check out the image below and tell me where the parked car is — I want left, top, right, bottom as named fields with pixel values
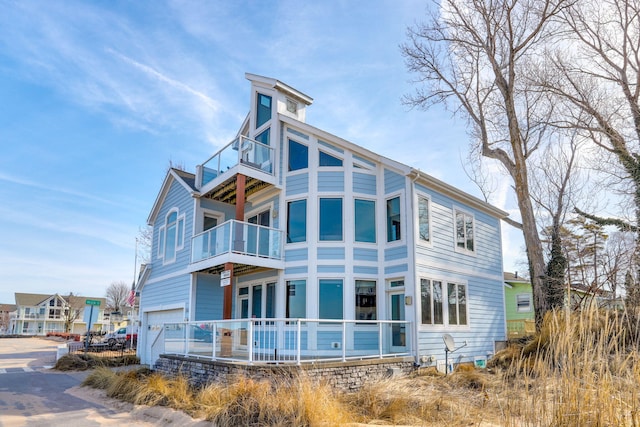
left=104, top=327, right=138, bottom=348
left=190, top=325, right=213, bottom=343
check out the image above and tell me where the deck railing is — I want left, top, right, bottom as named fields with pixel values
left=191, top=220, right=283, bottom=263
left=506, top=319, right=536, bottom=338
left=199, top=135, right=274, bottom=188
left=159, top=319, right=412, bottom=365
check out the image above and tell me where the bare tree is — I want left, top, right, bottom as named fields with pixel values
left=541, top=0, right=640, bottom=306
left=105, top=281, right=130, bottom=314
left=402, top=0, right=570, bottom=325
left=137, top=225, right=152, bottom=265
left=62, top=293, right=84, bottom=333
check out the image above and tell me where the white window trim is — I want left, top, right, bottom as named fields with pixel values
left=419, top=276, right=470, bottom=331
left=516, top=293, right=532, bottom=312
left=285, top=198, right=308, bottom=246
left=161, top=208, right=182, bottom=265
left=317, top=196, right=345, bottom=243
left=354, top=197, right=377, bottom=245
left=318, top=278, right=345, bottom=321
left=157, top=225, right=165, bottom=259
left=415, top=192, right=432, bottom=247
left=200, top=209, right=224, bottom=232
left=286, top=138, right=310, bottom=174
left=452, top=207, right=476, bottom=256
left=386, top=277, right=405, bottom=290
left=318, top=149, right=344, bottom=169
left=385, top=193, right=405, bottom=246
left=176, top=213, right=186, bottom=251
left=244, top=202, right=274, bottom=225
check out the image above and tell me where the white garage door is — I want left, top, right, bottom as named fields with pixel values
left=144, top=309, right=183, bottom=367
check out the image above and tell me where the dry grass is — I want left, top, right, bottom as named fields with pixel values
left=54, top=353, right=139, bottom=371
left=81, top=307, right=640, bottom=426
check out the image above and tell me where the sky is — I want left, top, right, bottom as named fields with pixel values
left=0, top=0, right=524, bottom=305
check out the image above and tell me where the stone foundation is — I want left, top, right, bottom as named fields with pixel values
left=154, top=355, right=416, bottom=391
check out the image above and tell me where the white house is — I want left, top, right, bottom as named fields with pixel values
left=137, top=73, right=507, bottom=369
left=9, top=293, right=107, bottom=335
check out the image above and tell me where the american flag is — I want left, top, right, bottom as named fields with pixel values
left=127, top=283, right=136, bottom=307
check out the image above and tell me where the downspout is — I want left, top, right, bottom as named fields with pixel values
left=411, top=170, right=421, bottom=365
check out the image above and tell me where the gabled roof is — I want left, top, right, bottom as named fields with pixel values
left=14, top=293, right=106, bottom=308
left=0, top=304, right=16, bottom=313
left=147, top=168, right=199, bottom=225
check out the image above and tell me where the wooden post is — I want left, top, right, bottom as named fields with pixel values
left=222, top=174, right=246, bottom=320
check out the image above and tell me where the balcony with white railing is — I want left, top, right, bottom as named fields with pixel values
left=196, top=136, right=277, bottom=199
left=155, top=319, right=412, bottom=365
left=190, top=220, right=284, bottom=272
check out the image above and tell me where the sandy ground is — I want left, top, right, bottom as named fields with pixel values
left=65, top=382, right=213, bottom=426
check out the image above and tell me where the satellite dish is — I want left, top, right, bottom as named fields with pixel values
left=443, top=333, right=456, bottom=352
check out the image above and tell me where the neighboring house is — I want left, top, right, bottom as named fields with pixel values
left=503, top=272, right=535, bottom=338
left=503, top=272, right=621, bottom=339
left=9, top=293, right=108, bottom=336
left=137, top=73, right=508, bottom=368
left=0, top=304, right=16, bottom=334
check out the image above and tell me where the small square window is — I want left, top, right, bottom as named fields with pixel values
left=516, top=294, right=531, bottom=312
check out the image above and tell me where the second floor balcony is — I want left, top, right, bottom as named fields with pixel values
left=196, top=136, right=277, bottom=203
left=190, top=219, right=284, bottom=273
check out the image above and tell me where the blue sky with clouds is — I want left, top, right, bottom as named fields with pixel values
left=0, top=0, right=524, bottom=304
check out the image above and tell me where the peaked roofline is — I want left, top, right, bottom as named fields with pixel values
left=245, top=73, right=314, bottom=105
left=147, top=168, right=200, bottom=225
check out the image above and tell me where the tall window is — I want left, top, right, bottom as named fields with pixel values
left=386, top=196, right=401, bottom=242
left=288, top=139, right=308, bottom=171
left=418, top=195, right=430, bottom=242
left=421, top=278, right=467, bottom=326
left=448, top=282, right=467, bottom=325
left=354, top=199, right=375, bottom=243
left=455, top=210, right=475, bottom=253
left=319, top=198, right=343, bottom=241
left=286, top=280, right=306, bottom=318
left=256, top=93, right=272, bottom=128
left=319, top=279, right=343, bottom=319
left=160, top=210, right=185, bottom=262
left=421, top=279, right=443, bottom=325
left=355, top=280, right=376, bottom=320
left=287, top=200, right=307, bottom=243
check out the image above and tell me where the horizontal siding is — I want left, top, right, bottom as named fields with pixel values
left=318, top=139, right=344, bottom=154
left=285, top=248, right=308, bottom=262
left=285, top=266, right=308, bottom=275
left=414, top=183, right=503, bottom=278
left=415, top=270, right=505, bottom=364
left=318, top=247, right=345, bottom=260
left=286, top=127, right=309, bottom=140
left=150, top=178, right=194, bottom=280
left=384, top=245, right=408, bottom=262
left=317, top=330, right=343, bottom=350
left=385, top=264, right=408, bottom=274
left=317, top=265, right=345, bottom=274
left=194, top=273, right=224, bottom=321
left=286, top=173, right=309, bottom=196
left=353, top=172, right=376, bottom=195
left=317, top=171, right=344, bottom=192
left=141, top=274, right=190, bottom=309
left=354, top=247, right=378, bottom=262
left=384, top=168, right=405, bottom=194
left=354, top=265, right=378, bottom=275
left=354, top=330, right=379, bottom=350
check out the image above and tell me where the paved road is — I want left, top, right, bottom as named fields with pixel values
left=0, top=337, right=208, bottom=427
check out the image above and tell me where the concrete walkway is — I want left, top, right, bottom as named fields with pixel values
left=0, top=337, right=211, bottom=427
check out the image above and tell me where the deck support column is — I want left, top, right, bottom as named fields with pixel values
left=222, top=174, right=246, bottom=320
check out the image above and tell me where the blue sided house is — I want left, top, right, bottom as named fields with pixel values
left=137, top=73, right=508, bottom=373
